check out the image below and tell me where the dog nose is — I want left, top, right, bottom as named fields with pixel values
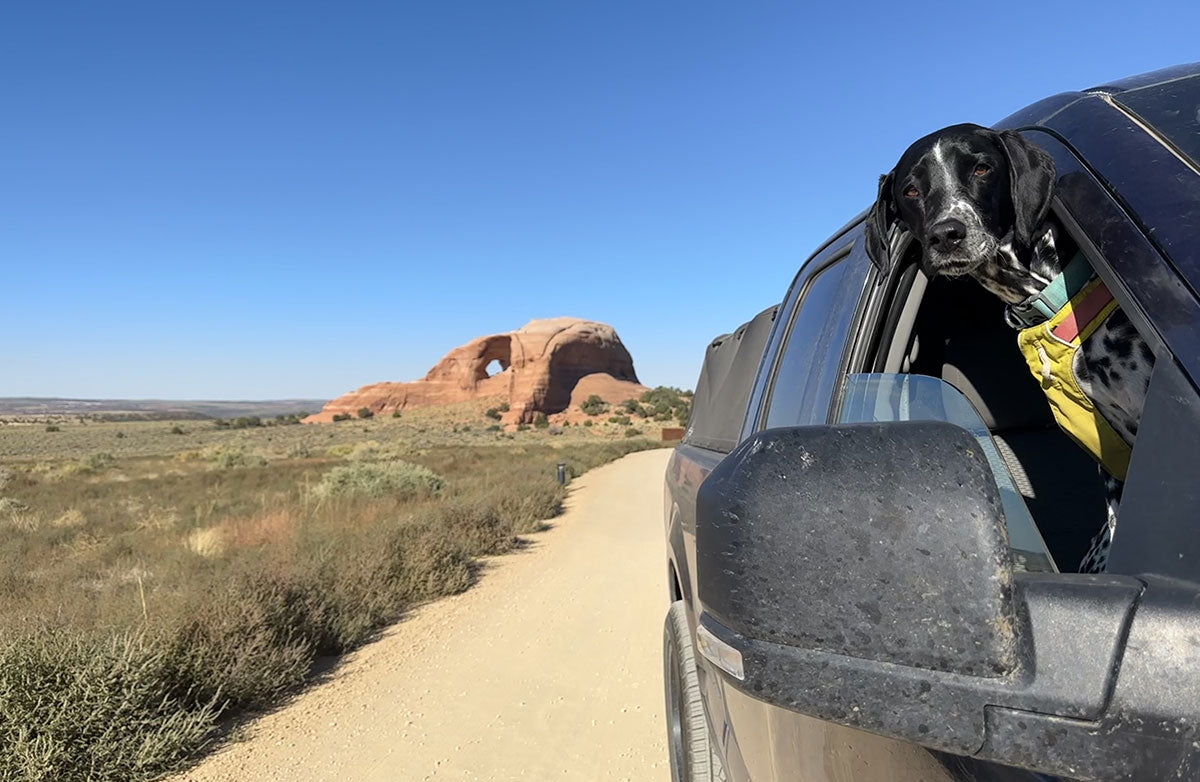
left=929, top=219, right=966, bottom=250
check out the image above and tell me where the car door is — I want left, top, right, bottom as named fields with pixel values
left=709, top=224, right=1054, bottom=782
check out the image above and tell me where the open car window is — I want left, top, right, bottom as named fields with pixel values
left=838, top=373, right=1057, bottom=574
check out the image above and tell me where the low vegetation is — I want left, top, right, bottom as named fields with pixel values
left=579, top=394, right=608, bottom=416
left=0, top=410, right=661, bottom=781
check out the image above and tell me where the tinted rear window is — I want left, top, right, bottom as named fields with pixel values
left=1114, top=73, right=1200, bottom=171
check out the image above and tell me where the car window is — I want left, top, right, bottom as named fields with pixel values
left=761, top=243, right=870, bottom=429
left=838, top=373, right=1056, bottom=573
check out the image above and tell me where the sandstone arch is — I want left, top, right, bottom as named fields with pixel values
left=305, top=317, right=646, bottom=424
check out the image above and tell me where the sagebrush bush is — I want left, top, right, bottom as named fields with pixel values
left=357, top=407, right=374, bottom=419
left=313, top=461, right=445, bottom=500
left=579, top=395, right=607, bottom=416
left=0, top=631, right=221, bottom=781
left=206, top=446, right=267, bottom=470
left=77, top=452, right=116, bottom=473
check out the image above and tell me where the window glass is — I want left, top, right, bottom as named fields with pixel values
left=763, top=248, right=868, bottom=429
left=839, top=373, right=1056, bottom=573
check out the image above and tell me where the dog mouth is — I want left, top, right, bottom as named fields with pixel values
left=925, top=250, right=984, bottom=277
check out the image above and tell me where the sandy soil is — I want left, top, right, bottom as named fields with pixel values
left=177, top=448, right=672, bottom=782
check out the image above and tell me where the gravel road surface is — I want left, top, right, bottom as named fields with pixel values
left=178, top=448, right=672, bottom=781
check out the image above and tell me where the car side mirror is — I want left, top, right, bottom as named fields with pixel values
left=696, top=421, right=1200, bottom=780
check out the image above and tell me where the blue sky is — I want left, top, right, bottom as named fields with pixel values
left=4, top=2, right=1198, bottom=399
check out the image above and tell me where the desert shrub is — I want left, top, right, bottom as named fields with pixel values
left=343, top=441, right=408, bottom=462
left=391, top=410, right=402, bottom=418
left=485, top=408, right=502, bottom=420
left=207, top=446, right=267, bottom=470
left=331, top=413, right=352, bottom=422
left=357, top=407, right=374, bottom=419
left=78, top=452, right=116, bottom=473
left=608, top=415, right=631, bottom=426
left=497, top=401, right=510, bottom=412
left=45, top=424, right=60, bottom=433
left=0, top=497, right=29, bottom=515
left=516, top=424, right=530, bottom=432
left=115, top=431, right=125, bottom=439
left=580, top=395, right=608, bottom=416
left=169, top=425, right=186, bottom=435
left=624, top=427, right=641, bottom=437
left=430, top=497, right=518, bottom=557
left=486, top=424, right=502, bottom=432
left=313, top=461, right=444, bottom=501
left=217, top=416, right=264, bottom=430
left=583, top=420, right=593, bottom=427
left=533, top=413, right=549, bottom=429
left=640, top=386, right=690, bottom=408
left=0, top=631, right=221, bottom=782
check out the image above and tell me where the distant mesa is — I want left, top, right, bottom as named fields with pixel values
left=305, top=317, right=647, bottom=424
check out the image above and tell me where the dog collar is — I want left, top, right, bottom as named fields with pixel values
left=1005, top=251, right=1095, bottom=329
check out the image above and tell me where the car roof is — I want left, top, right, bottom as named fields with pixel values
left=1085, top=61, right=1200, bottom=94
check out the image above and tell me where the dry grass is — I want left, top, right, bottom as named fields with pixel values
left=0, top=416, right=662, bottom=781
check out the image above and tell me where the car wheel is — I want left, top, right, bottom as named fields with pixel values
left=664, top=600, right=727, bottom=782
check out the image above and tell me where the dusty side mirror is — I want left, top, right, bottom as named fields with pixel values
left=693, top=413, right=1200, bottom=779
left=697, top=420, right=1021, bottom=679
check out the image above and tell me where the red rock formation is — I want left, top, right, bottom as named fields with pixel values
left=305, top=317, right=646, bottom=424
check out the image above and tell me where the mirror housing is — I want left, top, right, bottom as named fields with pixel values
left=699, top=420, right=1020, bottom=679
left=696, top=421, right=1200, bottom=779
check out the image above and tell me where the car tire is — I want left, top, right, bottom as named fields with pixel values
left=664, top=600, right=727, bottom=782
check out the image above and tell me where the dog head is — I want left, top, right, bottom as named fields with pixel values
left=865, top=124, right=1055, bottom=278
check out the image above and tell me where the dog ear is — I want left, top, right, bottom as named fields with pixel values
left=865, top=172, right=897, bottom=274
left=998, top=130, right=1056, bottom=247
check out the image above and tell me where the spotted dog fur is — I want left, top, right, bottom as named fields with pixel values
left=864, top=124, right=1152, bottom=574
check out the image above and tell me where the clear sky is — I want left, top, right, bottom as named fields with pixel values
left=4, top=2, right=1198, bottom=399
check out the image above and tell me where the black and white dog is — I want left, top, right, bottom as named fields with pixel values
left=863, top=123, right=1152, bottom=573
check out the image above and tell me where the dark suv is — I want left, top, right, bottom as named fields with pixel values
left=663, top=63, right=1200, bottom=782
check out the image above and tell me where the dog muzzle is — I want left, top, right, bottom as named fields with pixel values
left=1007, top=252, right=1132, bottom=481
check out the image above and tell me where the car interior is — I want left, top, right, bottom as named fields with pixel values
left=868, top=229, right=1108, bottom=573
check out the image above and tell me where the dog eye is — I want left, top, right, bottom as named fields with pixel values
left=904, top=186, right=920, bottom=199
left=974, top=164, right=991, bottom=177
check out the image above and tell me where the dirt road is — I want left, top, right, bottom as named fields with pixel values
left=179, top=448, right=672, bottom=782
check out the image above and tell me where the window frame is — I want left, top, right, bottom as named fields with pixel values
left=752, top=230, right=875, bottom=433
